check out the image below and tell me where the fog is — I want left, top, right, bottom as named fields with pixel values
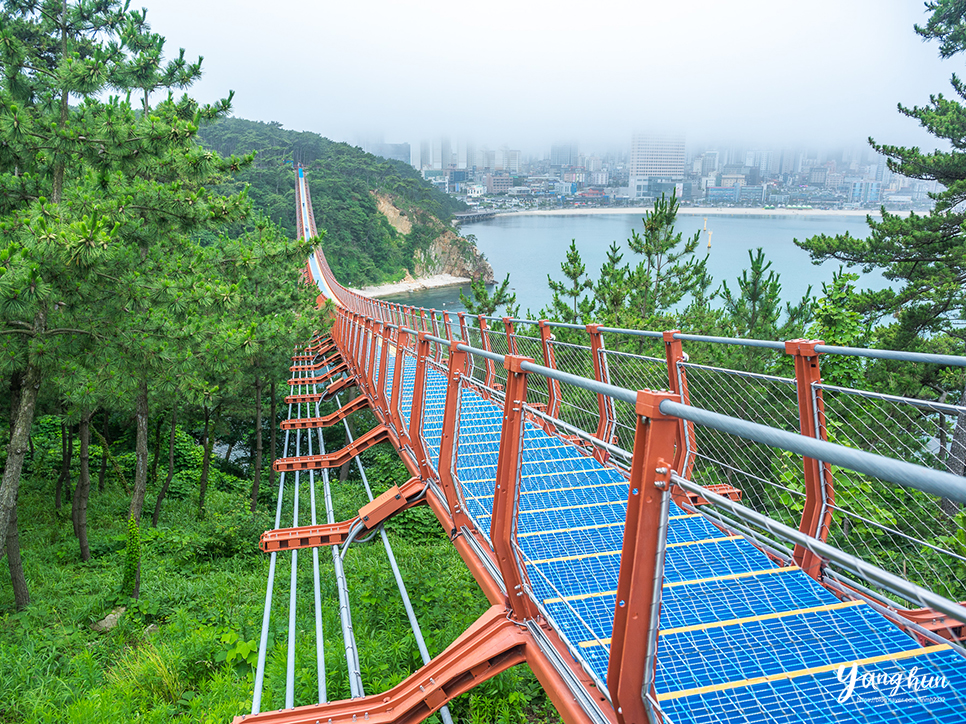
left=144, top=0, right=954, bottom=155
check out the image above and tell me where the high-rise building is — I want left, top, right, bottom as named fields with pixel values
left=550, top=142, right=578, bottom=167
left=628, top=134, right=685, bottom=198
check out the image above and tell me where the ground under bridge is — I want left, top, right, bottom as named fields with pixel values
left=234, top=167, right=966, bottom=724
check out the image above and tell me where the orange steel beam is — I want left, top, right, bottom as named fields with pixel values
left=288, top=352, right=341, bottom=371
left=278, top=394, right=370, bottom=430
left=785, top=338, right=834, bottom=580
left=273, top=425, right=390, bottom=471
left=539, top=320, right=562, bottom=423
left=491, top=354, right=539, bottom=621
left=260, top=477, right=425, bottom=552
left=322, top=375, right=356, bottom=400
left=231, top=606, right=527, bottom=724
left=663, top=330, right=696, bottom=482
left=608, top=389, right=679, bottom=724
left=503, top=316, right=518, bottom=355
left=478, top=315, right=500, bottom=394
left=284, top=392, right=323, bottom=405
left=286, top=362, right=348, bottom=387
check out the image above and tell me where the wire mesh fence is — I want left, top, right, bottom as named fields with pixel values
left=547, top=339, right=600, bottom=438
left=681, top=362, right=803, bottom=527
left=604, top=348, right=670, bottom=452
left=818, top=384, right=966, bottom=602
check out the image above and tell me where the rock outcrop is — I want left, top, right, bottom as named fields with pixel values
left=413, top=230, right=494, bottom=283
left=373, top=193, right=493, bottom=284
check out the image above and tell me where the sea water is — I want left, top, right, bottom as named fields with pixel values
left=383, top=212, right=884, bottom=317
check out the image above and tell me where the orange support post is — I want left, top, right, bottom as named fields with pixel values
left=663, top=330, right=695, bottom=480
left=458, top=313, right=473, bottom=377
left=389, top=328, right=411, bottom=450
left=491, top=354, right=539, bottom=621
left=587, top=324, right=616, bottom=462
left=785, top=338, right=834, bottom=580
left=431, top=310, right=443, bottom=363
left=503, top=317, right=518, bottom=355
left=437, top=340, right=472, bottom=532
left=408, top=333, right=434, bottom=481
left=608, top=389, right=679, bottom=724
left=376, top=321, right=392, bottom=419
left=478, top=316, right=499, bottom=394
left=539, top=320, right=562, bottom=422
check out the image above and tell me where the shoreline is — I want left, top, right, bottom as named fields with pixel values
left=351, top=272, right=470, bottom=298
left=499, top=207, right=900, bottom=219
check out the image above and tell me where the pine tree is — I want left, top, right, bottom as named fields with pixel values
left=544, top=240, right=595, bottom=325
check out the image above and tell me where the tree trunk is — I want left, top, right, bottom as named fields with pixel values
left=6, top=502, right=29, bottom=609
left=152, top=410, right=178, bottom=527
left=0, top=356, right=43, bottom=559
left=149, top=414, right=163, bottom=490
left=72, top=410, right=93, bottom=561
left=128, top=379, right=150, bottom=523
left=98, top=410, right=109, bottom=492
left=198, top=405, right=221, bottom=519
left=224, top=439, right=235, bottom=462
left=251, top=377, right=263, bottom=512
left=268, top=380, right=276, bottom=494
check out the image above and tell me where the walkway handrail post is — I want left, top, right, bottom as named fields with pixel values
left=457, top=313, right=474, bottom=378
left=491, top=353, right=539, bottom=621
left=437, top=339, right=472, bottom=531
left=663, top=330, right=695, bottom=479
left=390, top=328, right=412, bottom=453
left=375, top=321, right=390, bottom=417
left=365, top=319, right=379, bottom=398
left=503, top=316, right=518, bottom=356
left=608, top=389, right=679, bottom=724
left=786, top=338, right=835, bottom=580
left=478, top=315, right=498, bottom=395
left=587, top=324, right=616, bottom=463
left=409, top=332, right=434, bottom=481
left=538, top=320, right=562, bottom=423
left=431, top=310, right=443, bottom=363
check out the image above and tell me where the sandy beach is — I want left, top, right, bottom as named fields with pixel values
left=351, top=273, right=470, bottom=298
left=505, top=207, right=895, bottom=219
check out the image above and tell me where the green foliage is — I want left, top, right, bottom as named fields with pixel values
left=543, top=240, right=596, bottom=327
left=121, top=516, right=140, bottom=597
left=460, top=273, right=519, bottom=317
left=809, top=270, right=866, bottom=386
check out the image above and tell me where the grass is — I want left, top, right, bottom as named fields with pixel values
left=0, top=418, right=562, bottom=724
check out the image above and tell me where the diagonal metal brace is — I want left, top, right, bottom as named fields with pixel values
left=322, top=375, right=356, bottom=400
left=279, top=394, right=370, bottom=430
left=273, top=425, right=390, bottom=472
left=259, top=477, right=425, bottom=553
left=231, top=605, right=527, bottom=724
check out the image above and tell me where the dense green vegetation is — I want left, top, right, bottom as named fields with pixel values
left=197, top=118, right=468, bottom=287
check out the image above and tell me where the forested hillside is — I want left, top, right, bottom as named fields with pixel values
left=198, top=118, right=477, bottom=287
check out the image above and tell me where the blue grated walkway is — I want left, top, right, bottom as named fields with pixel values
left=370, top=344, right=966, bottom=721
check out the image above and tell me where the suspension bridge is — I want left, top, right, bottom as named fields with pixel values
left=233, top=166, right=966, bottom=723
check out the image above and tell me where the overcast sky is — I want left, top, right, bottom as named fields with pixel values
left=142, top=0, right=956, bottom=156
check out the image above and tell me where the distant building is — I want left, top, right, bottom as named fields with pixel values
left=628, top=133, right=685, bottom=198
left=550, top=143, right=579, bottom=167
left=554, top=182, right=577, bottom=196
left=590, top=171, right=610, bottom=186
left=486, top=174, right=512, bottom=194
left=850, top=181, right=881, bottom=205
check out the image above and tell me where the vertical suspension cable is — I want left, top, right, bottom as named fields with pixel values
left=284, top=388, right=302, bottom=709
